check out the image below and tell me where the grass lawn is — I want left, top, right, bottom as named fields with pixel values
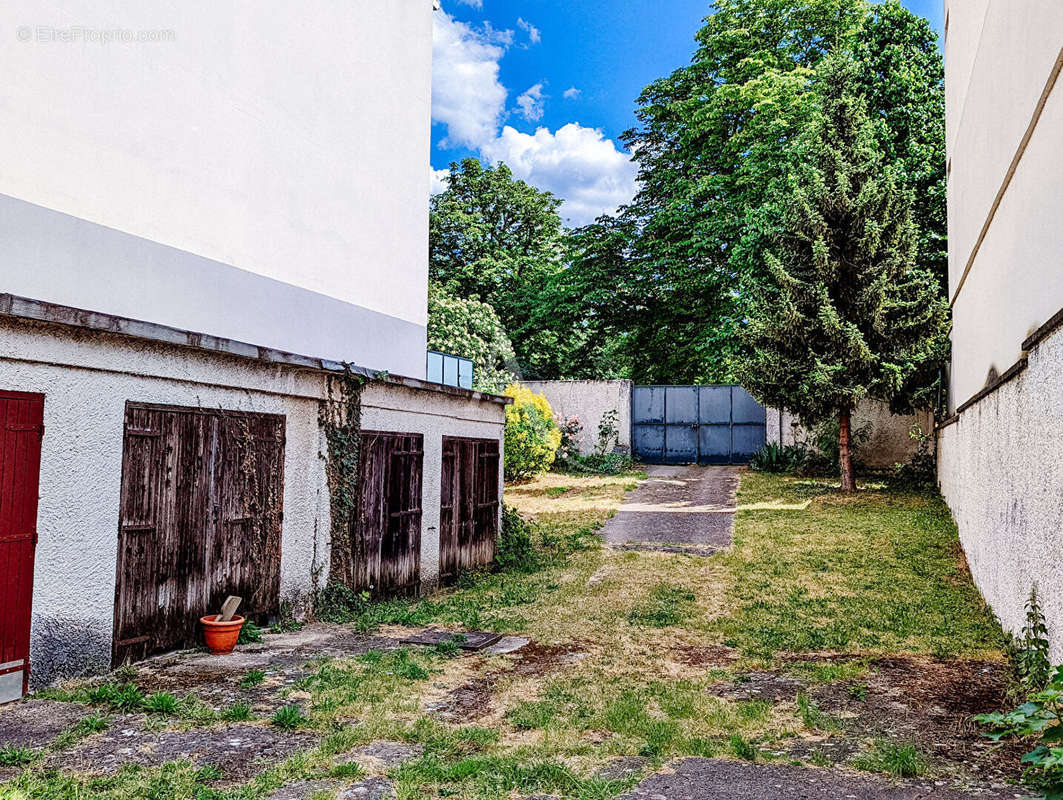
left=0, top=470, right=1010, bottom=800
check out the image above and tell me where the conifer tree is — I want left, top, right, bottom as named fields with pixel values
left=738, top=54, right=949, bottom=492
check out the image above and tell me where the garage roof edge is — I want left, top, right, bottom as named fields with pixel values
left=0, top=293, right=511, bottom=405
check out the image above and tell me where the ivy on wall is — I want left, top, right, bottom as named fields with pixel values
left=319, top=365, right=368, bottom=589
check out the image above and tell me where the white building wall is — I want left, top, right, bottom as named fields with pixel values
left=0, top=0, right=432, bottom=376
left=942, top=0, right=1063, bottom=658
left=0, top=317, right=503, bottom=685
left=944, top=0, right=1063, bottom=405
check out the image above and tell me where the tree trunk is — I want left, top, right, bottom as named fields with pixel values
left=838, top=408, right=856, bottom=493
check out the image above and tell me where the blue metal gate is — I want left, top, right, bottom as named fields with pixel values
left=631, top=385, right=766, bottom=465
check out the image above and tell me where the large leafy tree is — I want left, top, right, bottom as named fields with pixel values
left=737, top=55, right=949, bottom=492
left=529, top=215, right=643, bottom=380
left=426, top=282, right=516, bottom=393
left=616, top=0, right=945, bottom=383
left=429, top=159, right=565, bottom=376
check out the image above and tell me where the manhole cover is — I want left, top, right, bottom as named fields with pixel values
left=400, top=628, right=503, bottom=651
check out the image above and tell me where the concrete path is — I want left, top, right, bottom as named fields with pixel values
left=618, top=759, right=1018, bottom=800
left=600, top=465, right=741, bottom=555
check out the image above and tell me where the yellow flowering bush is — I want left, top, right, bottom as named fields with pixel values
left=503, top=383, right=562, bottom=481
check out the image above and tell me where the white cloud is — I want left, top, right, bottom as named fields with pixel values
left=430, top=166, right=450, bottom=195
left=431, top=10, right=509, bottom=149
left=516, top=17, right=541, bottom=45
left=515, top=83, right=546, bottom=122
left=563, top=87, right=581, bottom=100
left=481, top=123, right=638, bottom=226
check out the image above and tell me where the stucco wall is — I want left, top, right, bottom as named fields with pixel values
left=359, top=383, right=506, bottom=593
left=0, top=318, right=503, bottom=685
left=766, top=401, right=932, bottom=469
left=0, top=0, right=432, bottom=375
left=938, top=325, right=1063, bottom=663
left=944, top=1, right=1063, bottom=407
left=522, top=380, right=632, bottom=455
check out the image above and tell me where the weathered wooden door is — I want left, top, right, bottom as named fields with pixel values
left=439, top=437, right=500, bottom=583
left=113, top=403, right=284, bottom=665
left=0, top=392, right=44, bottom=703
left=351, top=431, right=423, bottom=597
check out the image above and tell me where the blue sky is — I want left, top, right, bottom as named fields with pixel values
left=431, top=0, right=944, bottom=226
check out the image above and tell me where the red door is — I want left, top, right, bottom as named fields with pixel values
left=0, top=391, right=44, bottom=703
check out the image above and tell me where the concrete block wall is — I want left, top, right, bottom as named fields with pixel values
left=767, top=401, right=932, bottom=470
left=522, top=380, right=632, bottom=456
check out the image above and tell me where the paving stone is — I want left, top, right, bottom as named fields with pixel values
left=59, top=722, right=319, bottom=782
left=618, top=758, right=1019, bottom=799
left=0, top=699, right=93, bottom=749
left=706, top=671, right=806, bottom=702
left=597, top=756, right=651, bottom=780
left=268, top=779, right=342, bottom=799
left=336, top=740, right=424, bottom=768
left=484, top=636, right=531, bottom=655
left=400, top=628, right=503, bottom=651
left=338, top=776, right=395, bottom=799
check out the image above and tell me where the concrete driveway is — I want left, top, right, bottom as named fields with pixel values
left=600, top=465, right=741, bottom=554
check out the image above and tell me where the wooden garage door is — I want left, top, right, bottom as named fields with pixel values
left=0, top=392, right=44, bottom=703
left=439, top=437, right=500, bottom=583
left=348, top=431, right=423, bottom=598
left=113, top=403, right=285, bottom=665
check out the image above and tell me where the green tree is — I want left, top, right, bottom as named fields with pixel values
left=737, top=54, right=949, bottom=492
left=619, top=0, right=945, bottom=383
left=426, top=282, right=516, bottom=393
left=529, top=214, right=642, bottom=380
left=430, top=159, right=565, bottom=376
left=854, top=1, right=946, bottom=289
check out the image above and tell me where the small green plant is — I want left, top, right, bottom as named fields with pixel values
left=238, top=620, right=264, bottom=645
left=595, top=409, right=621, bottom=456
left=0, top=745, right=36, bottom=766
left=271, top=704, right=307, bottom=729
left=194, top=764, right=223, bottom=782
left=889, top=425, right=937, bottom=489
left=809, top=749, right=831, bottom=767
left=975, top=664, right=1063, bottom=798
left=329, top=761, right=366, bottom=779
left=270, top=601, right=304, bottom=633
left=729, top=733, right=757, bottom=761
left=848, top=683, right=869, bottom=702
left=852, top=740, right=926, bottom=778
left=389, top=649, right=431, bottom=681
left=749, top=442, right=809, bottom=473
left=87, top=682, right=145, bottom=711
left=434, top=639, right=462, bottom=658
left=796, top=692, right=841, bottom=732
left=495, top=504, right=538, bottom=572
left=572, top=451, right=634, bottom=475
left=222, top=702, right=252, bottom=722
left=315, top=583, right=373, bottom=625
left=240, top=669, right=266, bottom=689
left=1017, top=586, right=1053, bottom=693
left=144, top=691, right=179, bottom=714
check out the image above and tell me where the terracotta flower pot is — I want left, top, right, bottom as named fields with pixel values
left=200, top=614, right=245, bottom=655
